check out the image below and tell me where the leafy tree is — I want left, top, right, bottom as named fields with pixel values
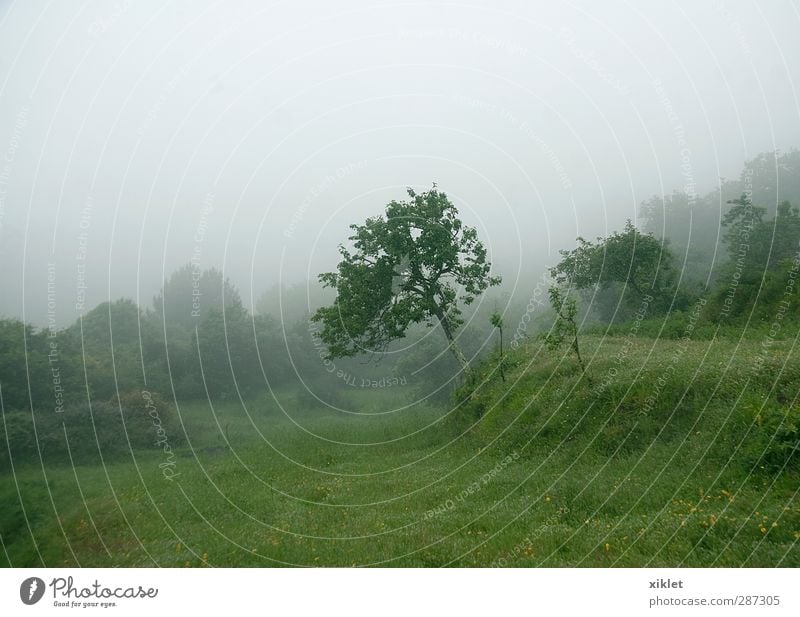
left=152, top=264, right=242, bottom=331
left=721, top=193, right=766, bottom=253
left=194, top=297, right=264, bottom=400
left=75, top=298, right=143, bottom=349
left=551, top=221, right=676, bottom=318
left=146, top=266, right=246, bottom=400
left=311, top=186, right=500, bottom=374
left=65, top=299, right=150, bottom=400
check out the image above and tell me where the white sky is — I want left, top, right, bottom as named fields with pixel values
left=1, top=0, right=799, bottom=324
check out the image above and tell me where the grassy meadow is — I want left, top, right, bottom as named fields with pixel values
left=3, top=332, right=798, bottom=567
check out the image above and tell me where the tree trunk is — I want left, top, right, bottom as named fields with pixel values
left=571, top=332, right=586, bottom=374
left=498, top=326, right=505, bottom=382
left=569, top=321, right=591, bottom=385
left=433, top=306, right=471, bottom=375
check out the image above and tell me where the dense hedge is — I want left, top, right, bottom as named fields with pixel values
left=0, top=390, right=181, bottom=468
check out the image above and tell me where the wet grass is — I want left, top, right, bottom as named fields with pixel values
left=2, top=335, right=798, bottom=567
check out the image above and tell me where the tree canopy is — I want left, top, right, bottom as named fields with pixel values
left=550, top=221, right=676, bottom=316
left=311, top=186, right=500, bottom=372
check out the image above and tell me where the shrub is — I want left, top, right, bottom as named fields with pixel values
left=0, top=390, right=181, bottom=468
left=742, top=402, right=800, bottom=474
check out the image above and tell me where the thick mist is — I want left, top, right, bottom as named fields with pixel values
left=1, top=0, right=799, bottom=326
left=3, top=0, right=800, bottom=576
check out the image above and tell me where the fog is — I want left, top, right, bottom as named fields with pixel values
left=1, top=0, right=798, bottom=326
left=3, top=1, right=800, bottom=575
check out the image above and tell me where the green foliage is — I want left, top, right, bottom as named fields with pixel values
left=193, top=303, right=290, bottom=400
left=0, top=391, right=181, bottom=468
left=721, top=193, right=766, bottom=249
left=148, top=269, right=296, bottom=402
left=462, top=334, right=800, bottom=480
left=312, top=186, right=500, bottom=371
left=740, top=401, right=800, bottom=474
left=712, top=194, right=800, bottom=319
left=0, top=319, right=46, bottom=411
left=542, top=285, right=586, bottom=374
left=152, top=264, right=242, bottom=329
left=551, top=221, right=678, bottom=321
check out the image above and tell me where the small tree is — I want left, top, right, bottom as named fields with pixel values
left=489, top=311, right=505, bottom=382
left=543, top=285, right=586, bottom=375
left=311, top=186, right=500, bottom=375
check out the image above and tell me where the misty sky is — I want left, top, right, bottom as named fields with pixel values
left=1, top=0, right=798, bottom=326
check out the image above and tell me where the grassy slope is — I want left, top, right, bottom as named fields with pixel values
left=1, top=334, right=798, bottom=567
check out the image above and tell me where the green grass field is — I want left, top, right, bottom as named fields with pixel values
left=2, top=334, right=799, bottom=567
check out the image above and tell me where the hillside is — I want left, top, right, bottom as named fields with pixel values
left=2, top=332, right=797, bottom=567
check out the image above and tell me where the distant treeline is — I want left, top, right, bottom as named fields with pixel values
left=0, top=262, right=476, bottom=466
left=562, top=149, right=800, bottom=327
left=637, top=149, right=800, bottom=326
left=640, top=150, right=800, bottom=287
